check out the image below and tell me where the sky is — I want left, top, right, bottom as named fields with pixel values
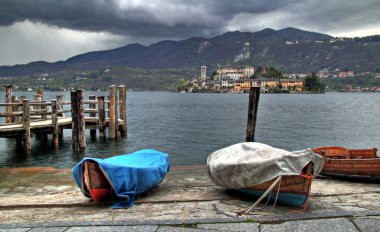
left=0, top=0, right=379, bottom=66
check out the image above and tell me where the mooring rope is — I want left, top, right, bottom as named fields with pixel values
left=242, top=175, right=283, bottom=215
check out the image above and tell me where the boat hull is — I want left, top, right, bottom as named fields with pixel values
left=237, top=189, right=308, bottom=206
left=322, top=158, right=380, bottom=178
left=238, top=173, right=312, bottom=205
left=83, top=161, right=114, bottom=204
left=312, top=146, right=380, bottom=178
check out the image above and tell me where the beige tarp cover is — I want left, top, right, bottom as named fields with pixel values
left=207, top=142, right=324, bottom=188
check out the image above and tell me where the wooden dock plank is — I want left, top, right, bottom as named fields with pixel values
left=0, top=117, right=124, bottom=134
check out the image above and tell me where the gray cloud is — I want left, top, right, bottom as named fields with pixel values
left=1, top=0, right=379, bottom=40
left=0, top=0, right=379, bottom=65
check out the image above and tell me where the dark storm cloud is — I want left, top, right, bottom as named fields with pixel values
left=282, top=0, right=380, bottom=32
left=1, top=0, right=380, bottom=66
left=1, top=0, right=380, bottom=40
left=0, top=0, right=305, bottom=40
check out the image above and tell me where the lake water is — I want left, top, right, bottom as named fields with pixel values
left=0, top=91, right=379, bottom=168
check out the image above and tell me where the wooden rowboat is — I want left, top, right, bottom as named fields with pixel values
left=238, top=163, right=313, bottom=205
left=82, top=161, right=114, bottom=204
left=207, top=143, right=324, bottom=210
left=312, top=146, right=380, bottom=179
left=73, top=150, right=170, bottom=208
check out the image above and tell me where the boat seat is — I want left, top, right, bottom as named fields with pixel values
left=350, top=148, right=378, bottom=159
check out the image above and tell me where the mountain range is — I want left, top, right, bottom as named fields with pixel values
left=1, top=27, right=380, bottom=77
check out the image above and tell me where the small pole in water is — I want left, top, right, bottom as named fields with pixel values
left=4, top=85, right=13, bottom=123
left=89, top=95, right=97, bottom=139
left=97, top=96, right=106, bottom=140
left=56, top=95, right=64, bottom=137
left=71, top=91, right=79, bottom=150
left=118, top=85, right=127, bottom=137
left=77, top=89, right=86, bottom=150
left=108, top=85, right=117, bottom=139
left=22, top=99, right=31, bottom=153
left=51, top=100, right=59, bottom=146
left=246, top=87, right=261, bottom=142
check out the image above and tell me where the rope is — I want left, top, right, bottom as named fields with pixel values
left=266, top=176, right=282, bottom=215
left=242, top=176, right=282, bottom=215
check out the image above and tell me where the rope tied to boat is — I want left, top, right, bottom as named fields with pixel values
left=237, top=175, right=282, bottom=216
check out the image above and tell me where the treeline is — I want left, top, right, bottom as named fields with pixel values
left=0, top=66, right=197, bottom=91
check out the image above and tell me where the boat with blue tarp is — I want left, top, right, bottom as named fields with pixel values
left=72, top=149, right=170, bottom=208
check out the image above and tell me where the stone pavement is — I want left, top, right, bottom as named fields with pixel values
left=0, top=166, right=379, bottom=231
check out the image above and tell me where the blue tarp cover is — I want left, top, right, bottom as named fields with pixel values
left=72, top=149, right=170, bottom=208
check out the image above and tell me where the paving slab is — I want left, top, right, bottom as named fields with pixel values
left=260, top=218, right=358, bottom=232
left=0, top=229, right=30, bottom=232
left=197, top=222, right=259, bottom=231
left=28, top=228, right=68, bottom=232
left=352, top=216, right=380, bottom=232
left=157, top=226, right=209, bottom=232
left=65, top=225, right=158, bottom=232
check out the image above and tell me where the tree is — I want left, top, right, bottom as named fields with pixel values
left=304, top=72, right=325, bottom=92
left=263, top=67, right=283, bottom=79
left=175, top=79, right=187, bottom=92
left=210, top=71, right=217, bottom=80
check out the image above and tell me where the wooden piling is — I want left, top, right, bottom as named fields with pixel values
left=89, top=95, right=97, bottom=139
left=56, top=95, right=64, bottom=136
left=51, top=100, right=59, bottom=146
left=71, top=91, right=79, bottom=150
left=77, top=89, right=86, bottom=150
left=18, top=96, right=26, bottom=123
left=4, top=85, right=12, bottom=123
left=115, top=87, right=120, bottom=138
left=56, top=95, right=64, bottom=116
left=108, top=85, right=117, bottom=139
left=97, top=96, right=106, bottom=140
left=11, top=96, right=17, bottom=123
left=22, top=99, right=31, bottom=153
left=246, top=87, right=261, bottom=142
left=118, top=85, right=127, bottom=137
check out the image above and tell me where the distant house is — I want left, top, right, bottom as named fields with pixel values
left=234, top=79, right=251, bottom=92
left=280, top=79, right=304, bottom=91
left=338, top=71, right=354, bottom=78
left=215, top=65, right=255, bottom=80
left=252, top=78, right=303, bottom=92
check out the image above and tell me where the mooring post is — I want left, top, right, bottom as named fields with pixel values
left=118, top=85, right=127, bottom=137
left=97, top=96, right=106, bottom=140
left=11, top=96, right=17, bottom=123
left=56, top=95, right=64, bottom=116
left=77, top=89, right=86, bottom=150
left=51, top=100, right=59, bottom=146
left=89, top=95, right=97, bottom=139
left=4, top=85, right=12, bottom=123
left=18, top=96, right=26, bottom=123
left=56, top=95, right=64, bottom=136
left=246, top=87, right=261, bottom=142
left=22, top=99, right=31, bottom=153
left=115, top=87, right=120, bottom=138
left=71, top=91, right=79, bottom=150
left=108, top=85, right=117, bottom=139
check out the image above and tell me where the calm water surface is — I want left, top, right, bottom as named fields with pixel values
left=0, top=91, right=379, bottom=168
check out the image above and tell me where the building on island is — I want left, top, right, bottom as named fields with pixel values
left=187, top=65, right=304, bottom=93
left=251, top=79, right=304, bottom=92
left=215, top=65, right=255, bottom=81
left=234, top=79, right=252, bottom=92
left=200, top=66, right=207, bottom=79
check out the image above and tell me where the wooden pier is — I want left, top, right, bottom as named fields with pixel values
left=0, top=85, right=127, bottom=153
